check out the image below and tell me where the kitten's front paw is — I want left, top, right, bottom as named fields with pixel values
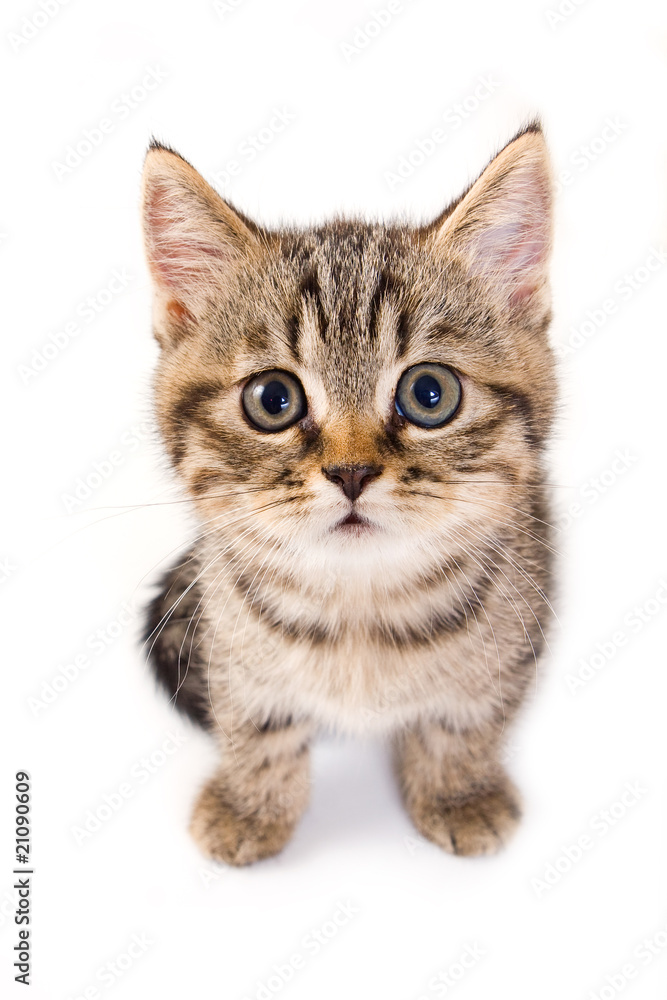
left=407, top=780, right=522, bottom=857
left=189, top=780, right=298, bottom=866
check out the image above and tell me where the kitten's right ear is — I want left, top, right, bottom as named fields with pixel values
left=141, top=142, right=261, bottom=344
left=428, top=124, right=553, bottom=320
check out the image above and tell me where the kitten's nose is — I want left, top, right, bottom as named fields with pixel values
left=322, top=464, right=382, bottom=502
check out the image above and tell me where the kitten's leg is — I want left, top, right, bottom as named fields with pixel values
left=395, top=719, right=521, bottom=856
left=190, top=719, right=313, bottom=866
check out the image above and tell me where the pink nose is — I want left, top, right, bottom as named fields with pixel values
left=322, top=464, right=382, bottom=502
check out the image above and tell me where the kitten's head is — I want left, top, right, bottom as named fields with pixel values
left=141, top=125, right=555, bottom=578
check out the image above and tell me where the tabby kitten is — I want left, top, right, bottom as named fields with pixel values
left=141, top=123, right=556, bottom=865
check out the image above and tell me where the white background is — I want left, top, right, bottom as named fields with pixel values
left=2, top=0, right=667, bottom=997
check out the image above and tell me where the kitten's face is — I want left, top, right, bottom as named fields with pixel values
left=142, top=129, right=555, bottom=576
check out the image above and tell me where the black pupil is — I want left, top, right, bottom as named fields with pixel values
left=261, top=380, right=290, bottom=416
left=413, top=374, right=441, bottom=409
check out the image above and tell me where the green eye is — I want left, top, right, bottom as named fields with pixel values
left=395, top=363, right=462, bottom=428
left=242, top=370, right=306, bottom=432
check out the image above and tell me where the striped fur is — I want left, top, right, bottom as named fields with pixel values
left=141, top=124, right=557, bottom=864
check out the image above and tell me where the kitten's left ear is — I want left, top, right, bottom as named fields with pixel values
left=430, top=123, right=553, bottom=316
left=141, top=141, right=262, bottom=342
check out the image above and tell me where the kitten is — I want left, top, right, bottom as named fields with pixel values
left=141, top=123, right=556, bottom=865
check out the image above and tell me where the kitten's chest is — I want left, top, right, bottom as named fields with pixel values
left=201, top=560, right=499, bottom=733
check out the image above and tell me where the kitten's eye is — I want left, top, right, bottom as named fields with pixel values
left=395, top=363, right=462, bottom=428
left=242, top=370, right=306, bottom=432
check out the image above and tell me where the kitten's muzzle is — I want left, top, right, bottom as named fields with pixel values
left=322, top=464, right=383, bottom=502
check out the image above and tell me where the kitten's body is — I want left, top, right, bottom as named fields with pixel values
left=141, top=126, right=556, bottom=864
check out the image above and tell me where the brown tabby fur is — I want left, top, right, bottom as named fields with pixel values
left=141, top=123, right=556, bottom=865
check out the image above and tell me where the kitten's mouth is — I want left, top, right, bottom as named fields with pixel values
left=334, top=511, right=372, bottom=533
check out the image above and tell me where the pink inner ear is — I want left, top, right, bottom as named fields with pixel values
left=505, top=224, right=548, bottom=308
left=166, top=298, right=194, bottom=324
left=467, top=193, right=549, bottom=308
left=145, top=180, right=230, bottom=294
